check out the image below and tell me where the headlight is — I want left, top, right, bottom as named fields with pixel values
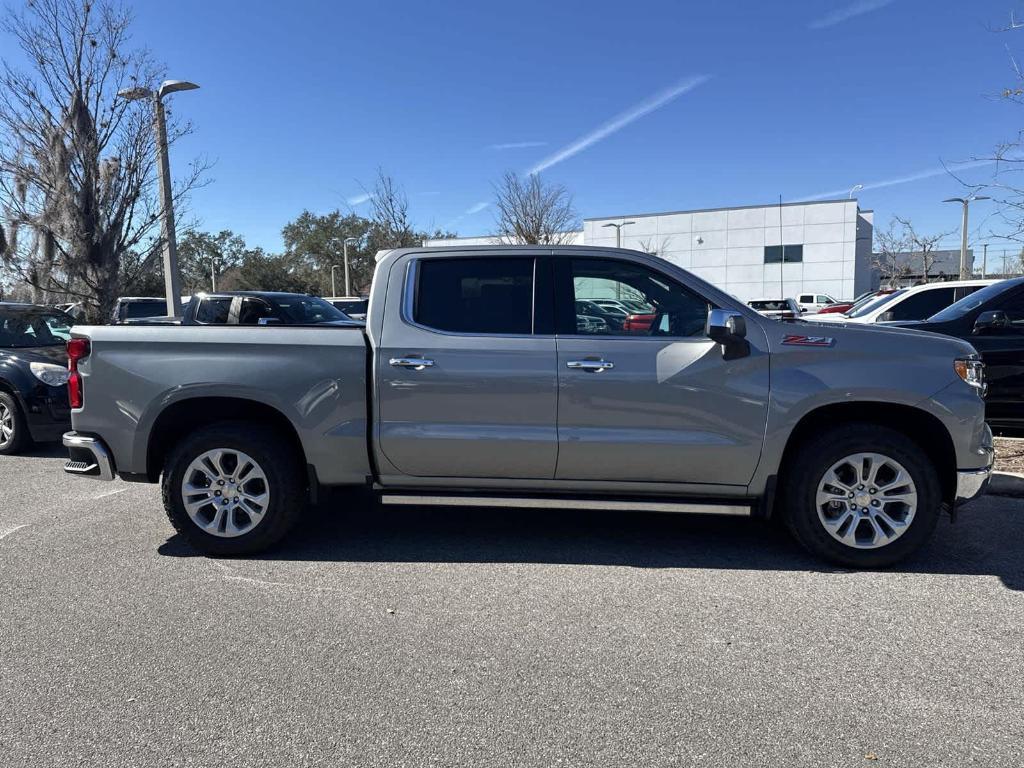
left=954, top=357, right=985, bottom=392
left=30, top=362, right=71, bottom=387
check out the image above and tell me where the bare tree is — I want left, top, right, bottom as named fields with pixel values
left=871, top=218, right=911, bottom=288
left=366, top=168, right=417, bottom=251
left=492, top=171, right=579, bottom=245
left=0, top=0, right=207, bottom=319
left=638, top=235, right=673, bottom=257
left=894, top=216, right=954, bottom=283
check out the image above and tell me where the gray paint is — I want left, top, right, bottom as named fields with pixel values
left=70, top=245, right=992, bottom=504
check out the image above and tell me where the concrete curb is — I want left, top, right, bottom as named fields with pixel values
left=988, top=471, right=1024, bottom=498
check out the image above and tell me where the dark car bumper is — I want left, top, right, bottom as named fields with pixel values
left=23, top=384, right=71, bottom=442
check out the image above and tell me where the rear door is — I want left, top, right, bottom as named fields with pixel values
left=553, top=256, right=770, bottom=486
left=376, top=254, right=558, bottom=479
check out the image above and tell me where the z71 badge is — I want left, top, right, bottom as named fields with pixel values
left=782, top=334, right=835, bottom=347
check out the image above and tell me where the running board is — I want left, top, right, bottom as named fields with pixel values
left=379, top=494, right=751, bottom=516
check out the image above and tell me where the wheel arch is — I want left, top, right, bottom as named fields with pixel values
left=776, top=402, right=957, bottom=506
left=145, top=397, right=307, bottom=483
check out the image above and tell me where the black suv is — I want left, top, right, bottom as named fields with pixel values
left=889, top=276, right=1024, bottom=434
left=0, top=303, right=75, bottom=454
left=182, top=292, right=355, bottom=326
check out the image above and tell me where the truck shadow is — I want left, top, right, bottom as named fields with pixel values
left=158, top=495, right=1024, bottom=591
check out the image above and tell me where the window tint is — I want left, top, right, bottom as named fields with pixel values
left=414, top=258, right=534, bottom=334
left=273, top=296, right=348, bottom=324
left=125, top=300, right=167, bottom=319
left=0, top=311, right=68, bottom=347
left=764, top=244, right=803, bottom=263
left=237, top=298, right=276, bottom=325
left=995, top=289, right=1024, bottom=333
left=928, top=283, right=1009, bottom=322
left=194, top=296, right=233, bottom=324
left=885, top=287, right=955, bottom=321
left=566, top=258, right=710, bottom=337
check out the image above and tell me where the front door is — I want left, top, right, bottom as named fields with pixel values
left=971, top=287, right=1024, bottom=426
left=376, top=254, right=558, bottom=479
left=553, top=256, right=770, bottom=486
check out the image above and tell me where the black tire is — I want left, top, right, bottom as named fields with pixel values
left=0, top=391, right=31, bottom=455
left=781, top=424, right=942, bottom=568
left=161, top=421, right=305, bottom=556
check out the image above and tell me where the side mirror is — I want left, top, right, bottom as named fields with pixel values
left=974, top=310, right=1009, bottom=334
left=706, top=309, right=750, bottom=360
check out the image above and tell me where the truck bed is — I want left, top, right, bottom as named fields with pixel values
left=71, top=324, right=371, bottom=485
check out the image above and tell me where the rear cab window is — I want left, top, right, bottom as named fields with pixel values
left=413, top=257, right=535, bottom=335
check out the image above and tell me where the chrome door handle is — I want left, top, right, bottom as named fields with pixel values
left=390, top=357, right=434, bottom=370
left=566, top=359, right=615, bottom=372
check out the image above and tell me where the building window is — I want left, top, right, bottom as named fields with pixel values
left=764, top=244, right=803, bottom=263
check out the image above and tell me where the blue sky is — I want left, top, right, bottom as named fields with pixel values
left=100, top=1, right=1024, bottom=253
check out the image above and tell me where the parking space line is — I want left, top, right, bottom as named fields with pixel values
left=0, top=524, right=28, bottom=542
left=92, top=487, right=129, bottom=500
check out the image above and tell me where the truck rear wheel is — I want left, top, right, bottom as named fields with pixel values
left=781, top=424, right=942, bottom=568
left=161, top=422, right=305, bottom=555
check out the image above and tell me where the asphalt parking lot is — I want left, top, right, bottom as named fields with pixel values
left=1, top=446, right=1022, bottom=767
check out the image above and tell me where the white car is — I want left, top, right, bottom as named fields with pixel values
left=748, top=298, right=802, bottom=320
left=809, top=280, right=996, bottom=324
left=796, top=292, right=838, bottom=313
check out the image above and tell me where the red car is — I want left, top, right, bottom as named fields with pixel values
left=817, top=290, right=895, bottom=315
left=622, top=313, right=657, bottom=333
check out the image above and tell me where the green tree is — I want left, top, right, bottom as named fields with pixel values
left=227, top=249, right=317, bottom=294
left=177, top=229, right=250, bottom=293
left=282, top=211, right=371, bottom=296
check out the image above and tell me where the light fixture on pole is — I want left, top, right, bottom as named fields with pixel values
left=943, top=195, right=990, bottom=280
left=849, top=184, right=863, bottom=199
left=342, top=237, right=359, bottom=297
left=118, top=80, right=200, bottom=317
left=601, top=220, right=635, bottom=248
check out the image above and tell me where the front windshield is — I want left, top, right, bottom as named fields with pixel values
left=0, top=310, right=72, bottom=347
left=274, top=296, right=350, bottom=324
left=926, top=282, right=1013, bottom=322
left=846, top=289, right=905, bottom=319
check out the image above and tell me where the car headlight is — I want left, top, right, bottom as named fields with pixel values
left=954, top=357, right=985, bottom=392
left=30, top=362, right=71, bottom=387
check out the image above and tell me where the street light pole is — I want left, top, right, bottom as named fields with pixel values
left=601, top=220, right=635, bottom=248
left=849, top=184, right=863, bottom=199
left=330, top=264, right=341, bottom=297
left=943, top=195, right=990, bottom=280
left=342, top=237, right=359, bottom=296
left=118, top=80, right=200, bottom=317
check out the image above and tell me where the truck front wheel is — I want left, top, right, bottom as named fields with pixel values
left=161, top=422, right=304, bottom=555
left=781, top=424, right=942, bottom=568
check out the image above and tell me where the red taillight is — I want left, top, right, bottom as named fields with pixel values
left=67, top=338, right=90, bottom=409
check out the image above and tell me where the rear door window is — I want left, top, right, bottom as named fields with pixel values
left=886, top=287, right=955, bottom=321
left=194, top=296, right=233, bottom=324
left=414, top=257, right=535, bottom=335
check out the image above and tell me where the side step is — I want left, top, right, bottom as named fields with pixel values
left=379, top=493, right=751, bottom=516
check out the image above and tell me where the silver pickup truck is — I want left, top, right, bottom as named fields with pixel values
left=62, top=245, right=993, bottom=567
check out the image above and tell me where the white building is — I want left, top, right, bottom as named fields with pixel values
left=425, top=199, right=874, bottom=302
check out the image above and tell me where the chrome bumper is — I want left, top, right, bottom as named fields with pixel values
left=62, top=432, right=116, bottom=482
left=955, top=466, right=992, bottom=506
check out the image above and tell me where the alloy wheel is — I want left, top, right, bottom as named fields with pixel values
left=815, top=452, right=918, bottom=550
left=180, top=449, right=270, bottom=537
left=0, top=402, right=14, bottom=448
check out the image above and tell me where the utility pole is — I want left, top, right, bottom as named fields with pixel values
left=118, top=80, right=200, bottom=317
left=943, top=195, right=990, bottom=280
left=982, top=243, right=988, bottom=278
